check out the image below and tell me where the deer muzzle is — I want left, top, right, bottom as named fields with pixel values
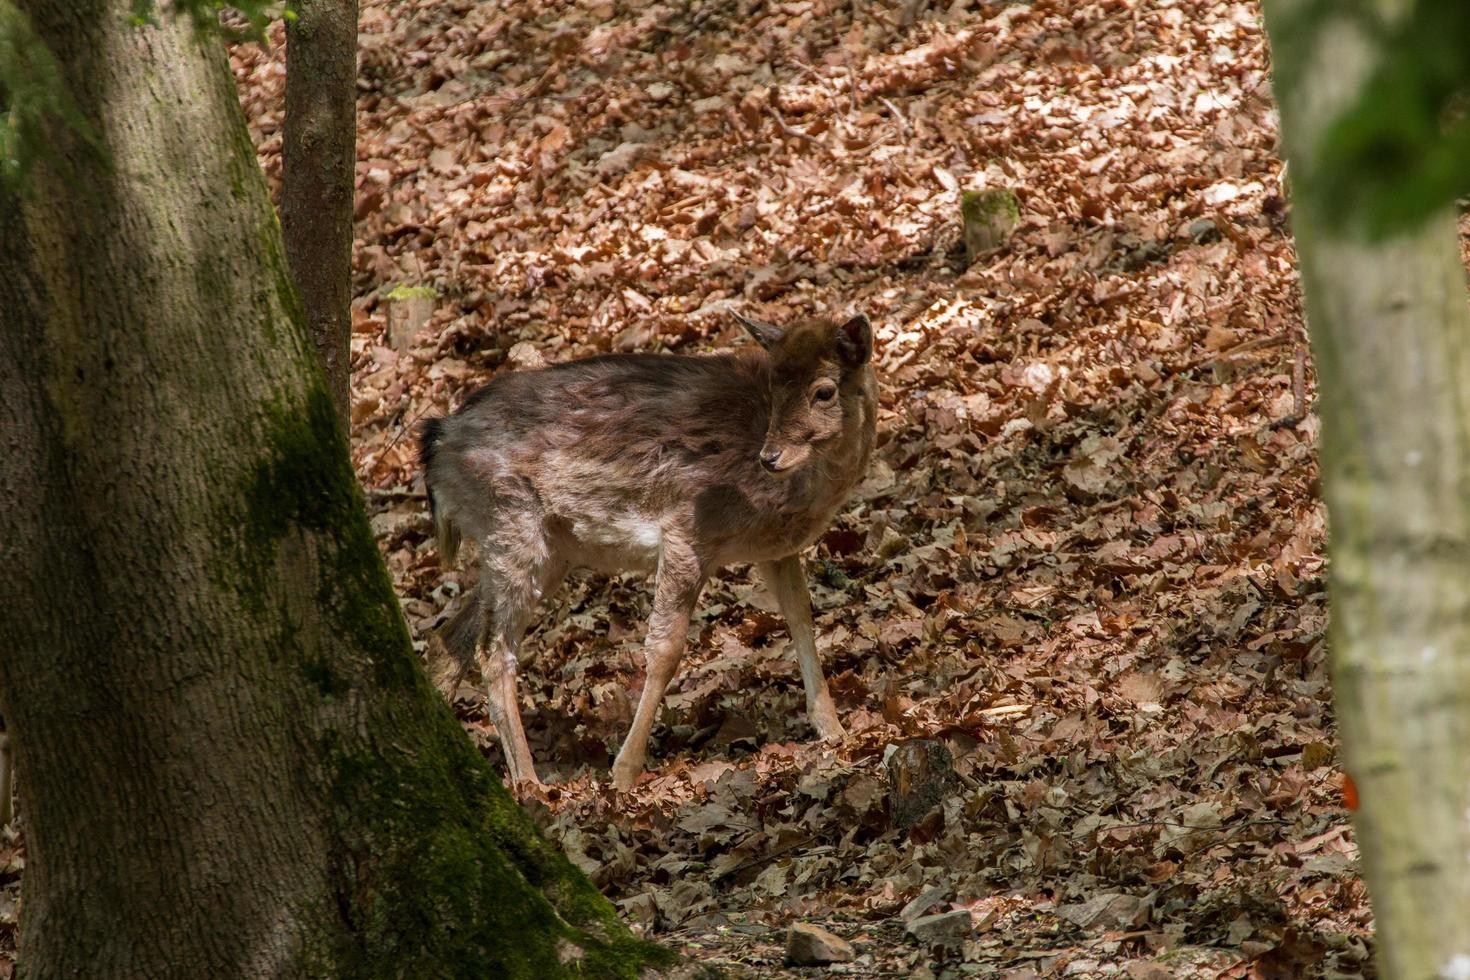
left=759, top=440, right=812, bottom=474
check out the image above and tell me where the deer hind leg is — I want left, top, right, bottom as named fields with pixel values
left=431, top=555, right=566, bottom=701
left=611, top=536, right=706, bottom=791
left=759, top=555, right=844, bottom=740
left=476, top=543, right=559, bottom=791
left=507, top=558, right=567, bottom=670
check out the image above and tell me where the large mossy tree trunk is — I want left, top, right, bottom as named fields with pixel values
left=283, top=0, right=357, bottom=432
left=1263, top=2, right=1470, bottom=974
left=0, top=3, right=667, bottom=976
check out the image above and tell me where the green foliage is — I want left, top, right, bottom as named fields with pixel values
left=0, top=1, right=106, bottom=189
left=1306, top=0, right=1470, bottom=236
left=128, top=0, right=286, bottom=41
left=817, top=558, right=849, bottom=588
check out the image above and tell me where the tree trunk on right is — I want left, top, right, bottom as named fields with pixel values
left=1263, top=2, right=1470, bottom=974
left=283, top=0, right=358, bottom=432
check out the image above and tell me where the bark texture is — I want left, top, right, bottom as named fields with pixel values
left=283, top=0, right=357, bottom=432
left=1263, top=3, right=1470, bottom=975
left=0, top=3, right=667, bottom=977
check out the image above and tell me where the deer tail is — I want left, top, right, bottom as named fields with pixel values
left=418, top=416, right=461, bottom=566
left=427, top=596, right=481, bottom=699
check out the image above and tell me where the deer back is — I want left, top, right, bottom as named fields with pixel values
left=421, top=314, right=877, bottom=572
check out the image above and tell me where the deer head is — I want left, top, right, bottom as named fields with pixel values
left=733, top=311, right=874, bottom=475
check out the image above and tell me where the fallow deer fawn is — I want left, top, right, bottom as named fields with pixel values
left=420, top=311, right=878, bottom=791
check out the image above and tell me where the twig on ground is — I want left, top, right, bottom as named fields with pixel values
left=768, top=105, right=825, bottom=146
left=1070, top=817, right=1289, bottom=840
left=1166, top=332, right=1290, bottom=378
left=715, top=835, right=819, bottom=879
left=880, top=96, right=910, bottom=142
left=1270, top=338, right=1313, bottom=430
left=842, top=47, right=861, bottom=114
left=1293, top=343, right=1305, bottom=417
left=976, top=703, right=1031, bottom=719
left=369, top=403, right=436, bottom=478
left=790, top=58, right=855, bottom=135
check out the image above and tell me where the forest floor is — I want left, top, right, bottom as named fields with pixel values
left=0, top=1, right=1365, bottom=977
left=249, top=0, right=1358, bottom=976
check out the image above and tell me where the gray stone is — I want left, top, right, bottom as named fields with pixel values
left=899, top=885, right=950, bottom=922
left=905, top=908, right=973, bottom=946
left=595, top=141, right=656, bottom=177
left=786, top=922, right=855, bottom=965
left=1054, top=892, right=1150, bottom=931
left=1186, top=217, right=1220, bottom=243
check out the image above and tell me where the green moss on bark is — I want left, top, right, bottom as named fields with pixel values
left=385, top=283, right=439, bottom=301
left=316, top=708, right=672, bottom=978
left=961, top=187, right=1020, bottom=262
left=239, top=383, right=414, bottom=685
left=961, top=187, right=1018, bottom=222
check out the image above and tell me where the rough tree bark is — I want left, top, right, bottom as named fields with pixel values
left=282, top=0, right=357, bottom=432
left=0, top=3, right=668, bottom=976
left=1263, top=2, right=1470, bottom=975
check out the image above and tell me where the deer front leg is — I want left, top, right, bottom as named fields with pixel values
left=611, top=538, right=705, bottom=791
left=759, top=555, right=845, bottom=740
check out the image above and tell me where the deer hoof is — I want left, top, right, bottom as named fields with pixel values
left=610, top=762, right=641, bottom=793
left=813, top=712, right=846, bottom=742
left=508, top=776, right=547, bottom=802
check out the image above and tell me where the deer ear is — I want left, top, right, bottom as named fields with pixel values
left=835, top=313, right=872, bottom=367
left=732, top=311, right=785, bottom=349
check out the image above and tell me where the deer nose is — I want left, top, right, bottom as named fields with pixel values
left=759, top=448, right=783, bottom=472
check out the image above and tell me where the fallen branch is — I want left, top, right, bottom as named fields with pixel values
left=1068, top=817, right=1289, bottom=840
left=714, top=834, right=819, bottom=880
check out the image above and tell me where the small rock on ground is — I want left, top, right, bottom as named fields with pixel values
left=905, top=908, right=973, bottom=946
left=786, top=922, right=855, bottom=965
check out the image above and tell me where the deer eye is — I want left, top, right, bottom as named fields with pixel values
left=813, top=384, right=838, bottom=403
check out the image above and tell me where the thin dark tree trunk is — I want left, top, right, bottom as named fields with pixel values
left=283, top=0, right=357, bottom=432
left=0, top=3, right=667, bottom=976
